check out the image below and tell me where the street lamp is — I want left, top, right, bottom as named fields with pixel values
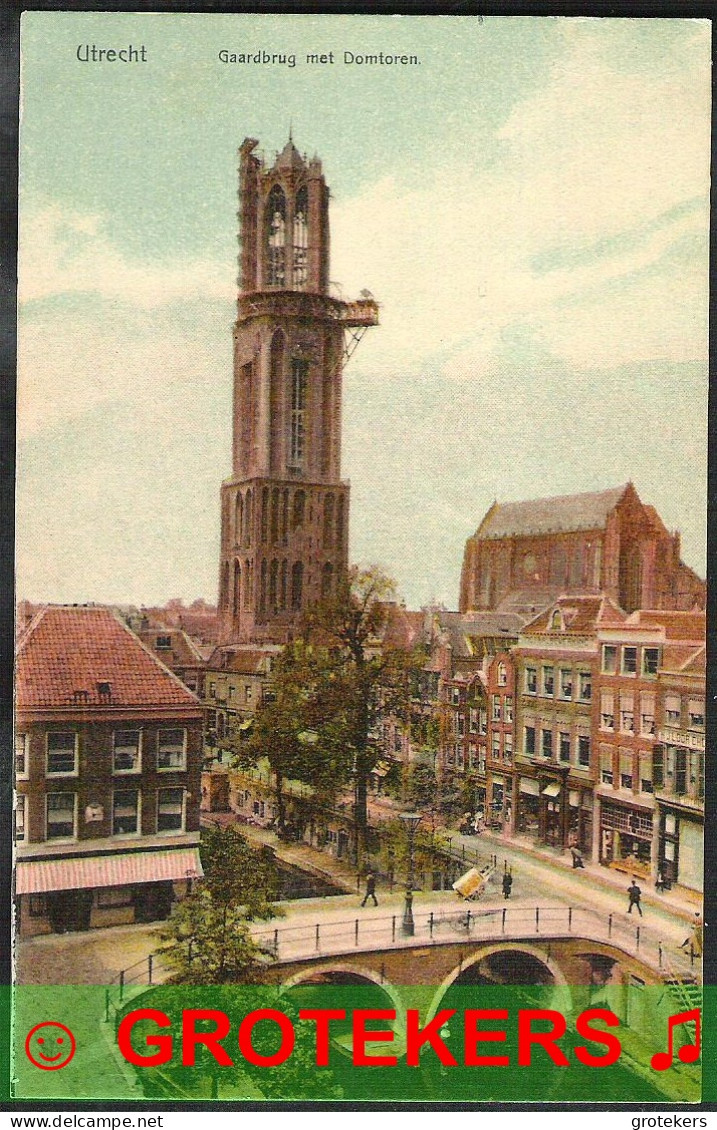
left=399, top=810, right=422, bottom=936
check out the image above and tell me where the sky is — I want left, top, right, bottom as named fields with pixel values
left=17, top=14, right=710, bottom=610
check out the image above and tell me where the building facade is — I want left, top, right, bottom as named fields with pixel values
left=15, top=606, right=203, bottom=936
left=460, top=483, right=705, bottom=616
left=217, top=137, right=378, bottom=644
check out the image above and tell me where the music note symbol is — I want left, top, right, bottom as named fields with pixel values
left=650, top=1009, right=701, bottom=1071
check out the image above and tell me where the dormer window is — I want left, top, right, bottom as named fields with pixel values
left=550, top=610, right=562, bottom=631
left=97, top=681, right=112, bottom=700
left=156, top=635, right=172, bottom=650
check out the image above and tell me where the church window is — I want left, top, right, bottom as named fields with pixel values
left=336, top=496, right=345, bottom=547
left=292, top=490, right=305, bottom=529
left=233, top=561, right=241, bottom=616
left=322, top=562, right=334, bottom=598
left=269, top=559, right=279, bottom=609
left=281, top=490, right=289, bottom=545
left=323, top=494, right=334, bottom=548
left=234, top=493, right=243, bottom=546
left=244, top=560, right=253, bottom=608
left=261, top=488, right=269, bottom=543
left=293, top=186, right=308, bottom=289
left=291, top=562, right=303, bottom=611
left=245, top=490, right=253, bottom=547
left=259, top=559, right=268, bottom=614
left=280, top=559, right=288, bottom=610
left=266, top=185, right=286, bottom=286
left=289, top=360, right=308, bottom=468
left=271, top=488, right=280, bottom=544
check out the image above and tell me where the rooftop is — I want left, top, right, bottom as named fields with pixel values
left=474, top=484, right=630, bottom=541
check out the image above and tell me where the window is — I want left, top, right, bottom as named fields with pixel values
left=542, top=729, right=553, bottom=758
left=113, top=789, right=140, bottom=836
left=209, top=681, right=216, bottom=696
left=457, top=715, right=465, bottom=737
left=602, top=645, right=617, bottom=674
left=652, top=747, right=664, bottom=789
left=665, top=695, right=681, bottom=726
left=524, top=725, right=535, bottom=756
left=688, top=699, right=705, bottom=729
left=621, top=647, right=637, bottom=675
left=497, top=662, right=507, bottom=686
left=559, top=732, right=571, bottom=762
left=468, top=744, right=477, bottom=769
left=156, top=635, right=172, bottom=650
left=504, top=695, right=513, bottom=723
left=619, top=750, right=633, bottom=791
left=46, top=732, right=77, bottom=776
left=289, top=359, right=308, bottom=468
left=469, top=709, right=478, bottom=734
left=29, top=895, right=47, bottom=917
left=600, top=691, right=615, bottom=731
left=266, top=184, right=286, bottom=286
left=577, top=735, right=591, bottom=768
left=578, top=672, right=592, bottom=702
left=113, top=730, right=141, bottom=773
left=451, top=687, right=461, bottom=706
left=504, top=732, right=513, bottom=763
left=15, top=733, right=28, bottom=779
left=245, top=685, right=253, bottom=702
left=600, top=746, right=613, bottom=785
left=643, top=648, right=660, bottom=676
left=15, top=794, right=26, bottom=842
left=639, top=751, right=653, bottom=794
left=492, top=695, right=501, bottom=722
left=157, top=787, right=185, bottom=833
left=542, top=667, right=554, bottom=696
left=46, top=793, right=76, bottom=840
left=157, top=729, right=186, bottom=771
left=640, top=694, right=655, bottom=737
left=620, top=695, right=634, bottom=734
left=525, top=668, right=537, bottom=695
left=479, top=709, right=487, bottom=735
left=478, top=746, right=487, bottom=774
left=559, top=669, right=573, bottom=700
left=492, top=733, right=501, bottom=760
left=97, top=887, right=133, bottom=909
left=293, top=185, right=308, bottom=288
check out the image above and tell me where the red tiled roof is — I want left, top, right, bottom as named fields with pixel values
left=628, top=609, right=706, bottom=642
left=523, top=594, right=626, bottom=634
left=16, top=606, right=201, bottom=709
left=661, top=643, right=706, bottom=676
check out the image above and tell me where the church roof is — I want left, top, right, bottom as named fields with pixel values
left=474, top=484, right=630, bottom=541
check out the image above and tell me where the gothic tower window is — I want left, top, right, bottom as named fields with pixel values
left=245, top=489, right=253, bottom=547
left=269, top=332, right=285, bottom=474
left=280, top=559, right=288, bottom=610
left=291, top=561, right=304, bottom=611
left=323, top=494, right=334, bottom=549
left=322, top=562, right=334, bottom=598
left=244, top=559, right=253, bottom=608
left=234, top=492, right=243, bottom=547
left=260, top=559, right=268, bottom=614
left=270, top=559, right=279, bottom=609
left=266, top=185, right=286, bottom=286
left=281, top=489, right=289, bottom=545
left=336, top=496, right=344, bottom=548
left=289, top=359, right=308, bottom=469
left=233, top=561, right=242, bottom=616
left=292, top=490, right=305, bottom=530
left=261, top=487, right=269, bottom=543
left=221, top=562, right=229, bottom=609
left=293, top=186, right=308, bottom=289
left=271, top=487, right=280, bottom=544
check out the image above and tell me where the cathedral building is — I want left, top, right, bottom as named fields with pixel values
left=460, top=483, right=705, bottom=617
left=217, top=137, right=378, bottom=644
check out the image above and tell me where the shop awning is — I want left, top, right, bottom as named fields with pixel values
left=372, top=760, right=391, bottom=778
left=16, top=848, right=203, bottom=895
left=520, top=777, right=540, bottom=796
left=237, top=718, right=254, bottom=732
left=541, top=782, right=561, bottom=798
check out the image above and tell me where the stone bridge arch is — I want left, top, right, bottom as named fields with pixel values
left=280, top=962, right=405, bottom=1017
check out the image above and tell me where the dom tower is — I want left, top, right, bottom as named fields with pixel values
left=218, top=137, right=378, bottom=643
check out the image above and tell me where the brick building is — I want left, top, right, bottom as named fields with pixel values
left=14, top=606, right=203, bottom=936
left=460, top=483, right=705, bottom=616
left=217, top=137, right=378, bottom=644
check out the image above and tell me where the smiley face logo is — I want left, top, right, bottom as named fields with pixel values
left=25, top=1021, right=76, bottom=1070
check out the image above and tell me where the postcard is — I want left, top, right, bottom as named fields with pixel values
left=11, top=11, right=709, bottom=1107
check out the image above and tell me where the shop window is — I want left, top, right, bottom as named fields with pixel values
left=602, top=645, right=617, bottom=674
left=157, top=787, right=185, bottom=833
left=542, top=667, right=554, bottom=696
left=114, top=730, right=141, bottom=773
left=157, top=729, right=186, bottom=771
left=621, top=647, right=637, bottom=675
left=643, top=648, right=660, bottom=676
left=46, top=793, right=76, bottom=840
left=96, top=887, right=133, bottom=909
left=113, top=789, right=140, bottom=836
left=525, top=668, right=537, bottom=695
left=46, top=732, right=78, bottom=776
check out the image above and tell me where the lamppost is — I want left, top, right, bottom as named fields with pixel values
left=399, top=810, right=422, bottom=936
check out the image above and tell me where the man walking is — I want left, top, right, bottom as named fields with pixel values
left=627, top=877, right=643, bottom=916
left=502, top=871, right=513, bottom=899
left=361, top=870, right=378, bottom=907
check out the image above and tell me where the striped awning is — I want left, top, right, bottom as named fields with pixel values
left=15, top=848, right=203, bottom=895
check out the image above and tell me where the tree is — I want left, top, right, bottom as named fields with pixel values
left=160, top=824, right=279, bottom=984
left=302, top=566, right=419, bottom=861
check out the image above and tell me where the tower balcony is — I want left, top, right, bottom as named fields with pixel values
left=237, top=290, right=378, bottom=327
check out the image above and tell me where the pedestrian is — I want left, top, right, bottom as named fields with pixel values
left=655, top=868, right=666, bottom=892
left=361, top=870, right=378, bottom=907
left=502, top=871, right=513, bottom=899
left=627, top=877, right=643, bottom=916
left=571, top=847, right=585, bottom=870
left=680, top=912, right=703, bottom=956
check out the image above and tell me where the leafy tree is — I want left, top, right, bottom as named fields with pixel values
left=160, top=825, right=279, bottom=984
